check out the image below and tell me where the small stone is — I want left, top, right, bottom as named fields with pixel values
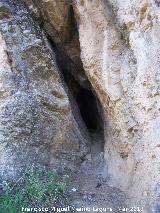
left=71, top=188, right=77, bottom=192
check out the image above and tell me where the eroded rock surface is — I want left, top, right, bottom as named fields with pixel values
left=73, top=0, right=160, bottom=211
left=24, top=0, right=89, bottom=89
left=0, top=0, right=88, bottom=181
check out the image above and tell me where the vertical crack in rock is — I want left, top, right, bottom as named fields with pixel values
left=25, top=0, right=106, bottom=156
left=46, top=18, right=105, bottom=163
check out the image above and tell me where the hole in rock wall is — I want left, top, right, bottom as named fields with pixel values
left=44, top=4, right=105, bottom=157
left=64, top=71, right=105, bottom=160
left=53, top=50, right=103, bottom=134
left=58, top=62, right=105, bottom=157
left=76, top=87, right=100, bottom=131
left=47, top=36, right=104, bottom=135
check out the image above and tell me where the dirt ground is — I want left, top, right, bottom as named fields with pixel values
left=67, top=133, right=127, bottom=213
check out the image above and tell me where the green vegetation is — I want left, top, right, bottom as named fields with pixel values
left=0, top=168, right=70, bottom=213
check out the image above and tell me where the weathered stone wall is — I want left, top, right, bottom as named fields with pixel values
left=0, top=0, right=88, bottom=181
left=73, top=0, right=160, bottom=211
left=24, top=0, right=89, bottom=89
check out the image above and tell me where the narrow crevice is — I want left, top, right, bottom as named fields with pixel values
left=68, top=4, right=78, bottom=39
left=43, top=4, right=105, bottom=157
left=47, top=36, right=105, bottom=157
left=76, top=88, right=99, bottom=131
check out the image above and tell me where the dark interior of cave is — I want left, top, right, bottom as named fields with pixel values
left=44, top=5, right=103, bottom=133
left=45, top=28, right=105, bottom=165
left=47, top=30, right=103, bottom=135
left=49, top=43, right=103, bottom=133
left=61, top=69, right=102, bottom=133
left=59, top=62, right=102, bottom=133
left=76, top=87, right=100, bottom=131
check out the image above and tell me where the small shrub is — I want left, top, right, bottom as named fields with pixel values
left=0, top=168, right=69, bottom=213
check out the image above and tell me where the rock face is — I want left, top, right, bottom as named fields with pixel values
left=24, top=0, right=89, bottom=89
left=0, top=0, right=88, bottom=181
left=73, top=0, right=160, bottom=211
left=0, top=0, right=160, bottom=212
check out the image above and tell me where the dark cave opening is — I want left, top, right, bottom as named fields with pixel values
left=60, top=63, right=103, bottom=133
left=76, top=87, right=100, bottom=131
left=24, top=0, right=104, bottom=136
left=59, top=64, right=103, bottom=133
left=47, top=33, right=105, bottom=161
left=47, top=38, right=103, bottom=133
left=40, top=3, right=103, bottom=133
left=45, top=10, right=104, bottom=136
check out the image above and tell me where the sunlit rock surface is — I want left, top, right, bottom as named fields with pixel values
left=73, top=0, right=160, bottom=211
left=0, top=0, right=88, bottom=181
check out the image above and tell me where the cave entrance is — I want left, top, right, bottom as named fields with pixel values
left=46, top=22, right=104, bottom=158
left=76, top=87, right=101, bottom=132
left=74, top=81, right=105, bottom=161
left=58, top=63, right=103, bottom=134
left=74, top=80, right=105, bottom=160
left=45, top=5, right=104, bottom=135
left=64, top=72, right=105, bottom=160
left=49, top=41, right=105, bottom=164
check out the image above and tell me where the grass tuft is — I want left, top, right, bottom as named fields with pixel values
left=0, top=168, right=70, bottom=213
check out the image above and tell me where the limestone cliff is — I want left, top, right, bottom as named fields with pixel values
left=73, top=1, right=160, bottom=211
left=0, top=0, right=160, bottom=212
left=0, top=0, right=89, bottom=180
